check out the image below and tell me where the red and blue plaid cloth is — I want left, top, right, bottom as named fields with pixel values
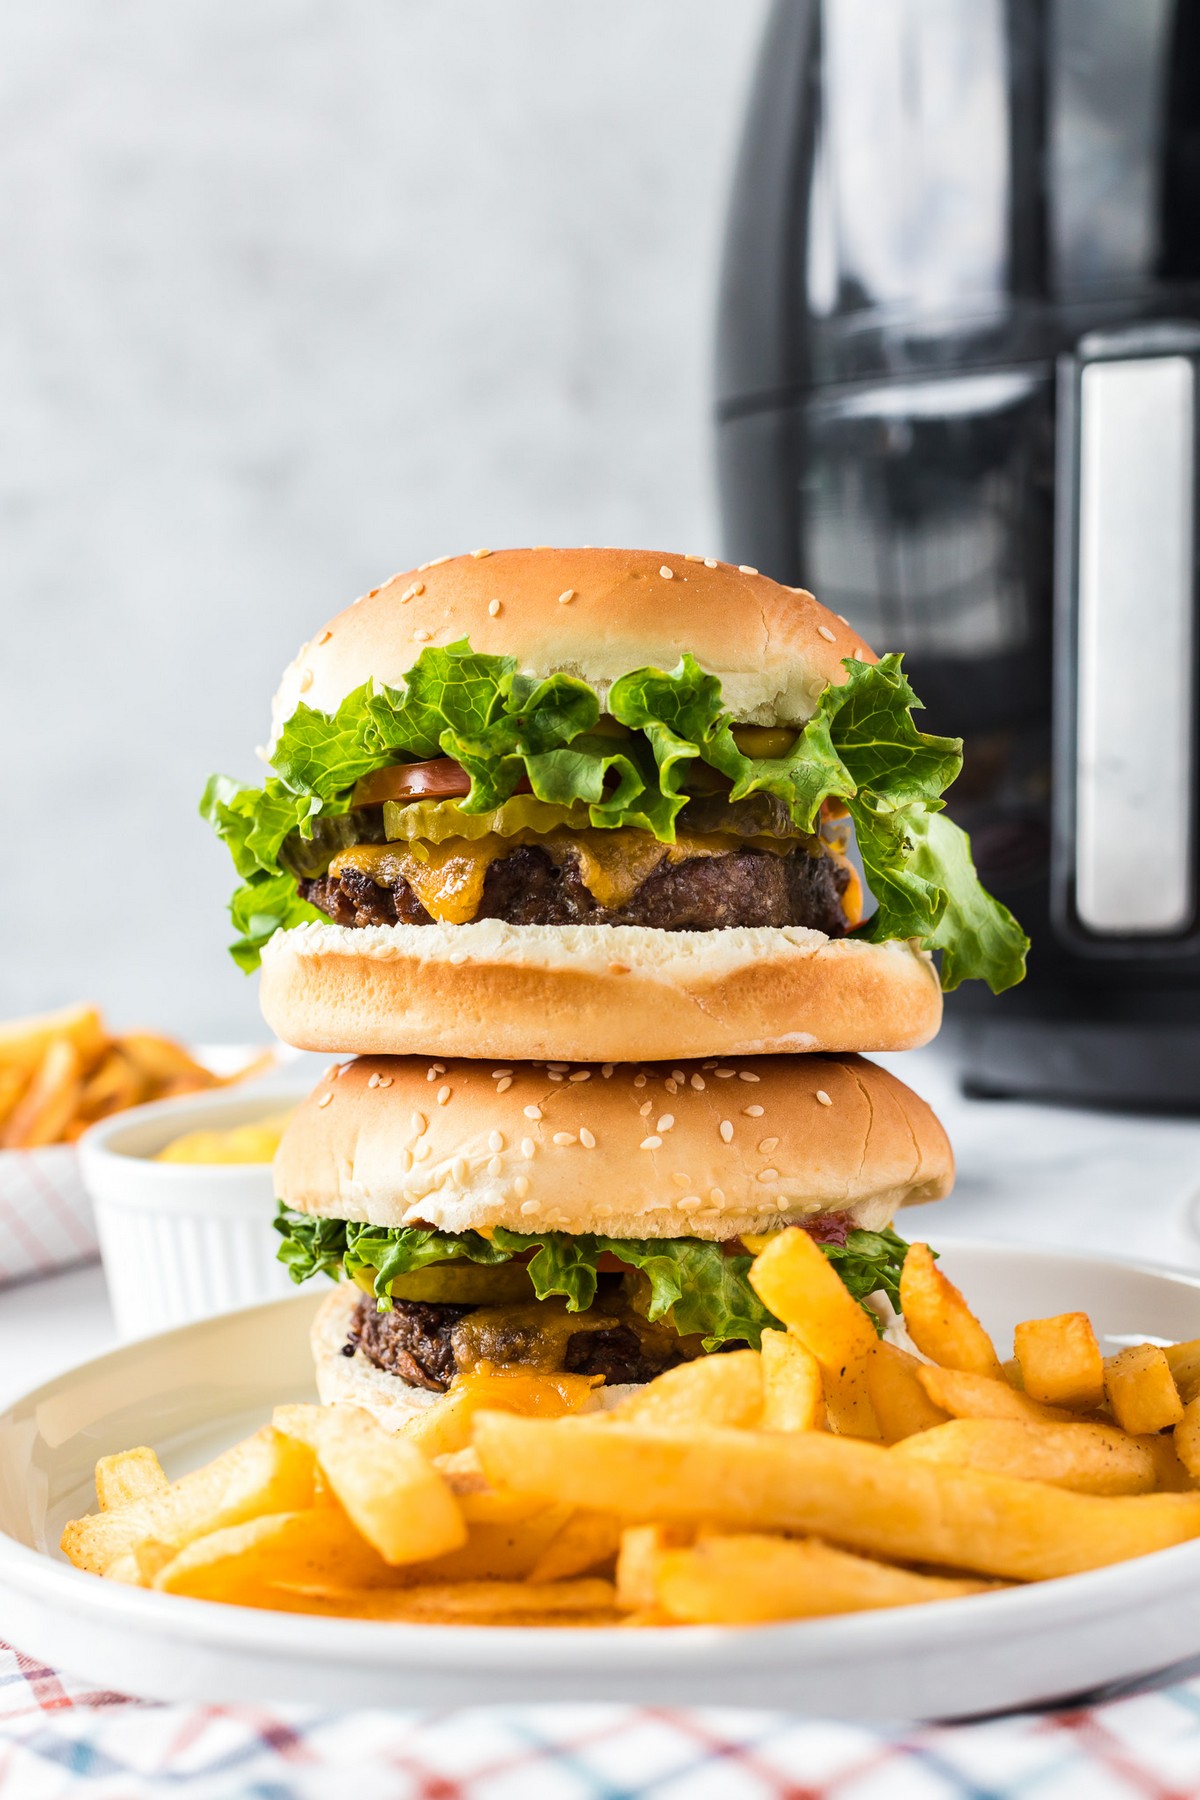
left=3, top=1640, right=1200, bottom=1798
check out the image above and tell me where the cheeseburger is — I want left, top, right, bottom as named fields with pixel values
left=204, top=548, right=1026, bottom=1060
left=274, top=1054, right=954, bottom=1431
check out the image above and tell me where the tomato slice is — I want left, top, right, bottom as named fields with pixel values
left=352, top=759, right=472, bottom=807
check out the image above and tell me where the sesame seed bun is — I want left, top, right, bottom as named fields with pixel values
left=260, top=919, right=942, bottom=1061
left=275, top=1053, right=953, bottom=1243
left=269, top=547, right=874, bottom=739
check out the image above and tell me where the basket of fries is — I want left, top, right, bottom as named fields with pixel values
left=0, top=1005, right=274, bottom=1289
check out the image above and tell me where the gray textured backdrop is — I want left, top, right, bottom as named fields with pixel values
left=1, top=1, right=767, bottom=1038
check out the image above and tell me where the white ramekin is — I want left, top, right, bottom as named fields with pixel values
left=78, top=1082, right=312, bottom=1340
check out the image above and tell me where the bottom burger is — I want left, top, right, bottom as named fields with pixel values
left=272, top=1053, right=954, bottom=1433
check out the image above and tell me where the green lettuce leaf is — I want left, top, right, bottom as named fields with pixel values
left=207, top=641, right=1026, bottom=990
left=273, top=1209, right=913, bottom=1346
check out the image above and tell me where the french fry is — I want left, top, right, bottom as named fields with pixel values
left=117, top=1032, right=219, bottom=1090
left=153, top=1506, right=397, bottom=1599
left=95, top=1446, right=169, bottom=1511
left=415, top=1506, right=575, bottom=1581
left=77, top=1048, right=145, bottom=1123
left=749, top=1229, right=880, bottom=1438
left=401, top=1370, right=601, bottom=1458
left=916, top=1363, right=1080, bottom=1426
left=760, top=1330, right=825, bottom=1431
left=900, top=1243, right=1004, bottom=1379
left=1, top=1039, right=83, bottom=1149
left=241, top=1579, right=619, bottom=1624
left=1164, top=1340, right=1200, bottom=1405
left=308, top=1405, right=466, bottom=1564
left=613, top=1350, right=763, bottom=1430
left=615, top=1523, right=693, bottom=1611
left=652, top=1534, right=997, bottom=1624
left=472, top=1413, right=1200, bottom=1582
left=1013, top=1314, right=1105, bottom=1411
left=0, top=1066, right=28, bottom=1133
left=529, top=1510, right=623, bottom=1583
left=866, top=1343, right=950, bottom=1443
left=1174, top=1395, right=1200, bottom=1480
left=1105, top=1345, right=1184, bottom=1436
left=0, top=1005, right=106, bottom=1075
left=892, top=1418, right=1157, bottom=1496
left=61, top=1428, right=315, bottom=1575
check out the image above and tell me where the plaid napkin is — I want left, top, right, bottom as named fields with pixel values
left=3, top=1639, right=1200, bottom=1799
left=0, top=1148, right=98, bottom=1287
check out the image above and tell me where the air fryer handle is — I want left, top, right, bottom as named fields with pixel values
left=1052, top=324, right=1200, bottom=956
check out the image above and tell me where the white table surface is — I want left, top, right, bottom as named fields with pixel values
left=4, top=1042, right=1200, bottom=1408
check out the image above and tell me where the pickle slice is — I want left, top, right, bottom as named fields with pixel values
left=355, top=1263, right=536, bottom=1305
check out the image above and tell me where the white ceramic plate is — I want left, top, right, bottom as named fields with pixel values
left=2, top=1240, right=1200, bottom=1721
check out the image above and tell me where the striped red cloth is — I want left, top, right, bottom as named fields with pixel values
left=0, top=1149, right=98, bottom=1287
left=2, top=1639, right=1200, bottom=1798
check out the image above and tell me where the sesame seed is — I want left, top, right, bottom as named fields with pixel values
left=429, top=1063, right=446, bottom=1075
left=665, top=1079, right=678, bottom=1096
left=449, top=950, right=468, bottom=965
left=816, top=1089, right=833, bottom=1107
left=298, top=668, right=313, bottom=691
left=401, top=582, right=424, bottom=602
left=514, top=1176, right=530, bottom=1199
left=400, top=1148, right=412, bottom=1172
left=657, top=1115, right=675, bottom=1132
left=719, top=1120, right=734, bottom=1143
left=413, top=629, right=431, bottom=642
left=709, top=1187, right=725, bottom=1204
left=837, top=614, right=849, bottom=625
left=641, top=1135, right=663, bottom=1150
left=521, top=1137, right=536, bottom=1158
left=738, top=564, right=759, bottom=576
left=451, top=1157, right=467, bottom=1182
left=633, top=1074, right=647, bottom=1089
left=684, top=553, right=703, bottom=562
left=488, top=599, right=502, bottom=617
left=411, top=1112, right=426, bottom=1134
left=659, top=565, right=674, bottom=579
left=492, top=1068, right=512, bottom=1079
left=336, top=1062, right=350, bottom=1077
left=414, top=1140, right=431, bottom=1161
left=639, top=1101, right=653, bottom=1117
left=601, top=1064, right=614, bottom=1079
left=487, top=1156, right=502, bottom=1177
left=678, top=1195, right=700, bottom=1209
left=579, top=1127, right=596, bottom=1149
left=743, top=1105, right=764, bottom=1118
left=715, top=1069, right=735, bottom=1079
left=428, top=554, right=452, bottom=567
left=548, top=1071, right=564, bottom=1081
left=758, top=1137, right=780, bottom=1153
left=520, top=1199, right=540, bottom=1216
left=471, top=547, right=492, bottom=559
left=703, top=558, right=718, bottom=569
left=552, top=1132, right=577, bottom=1147
left=495, top=1076, right=513, bottom=1094
left=690, top=1074, right=705, bottom=1091
left=367, top=1071, right=381, bottom=1089
left=569, top=1070, right=590, bottom=1083
left=671, top=1070, right=686, bottom=1083
left=854, top=647, right=865, bottom=661
left=702, top=1059, right=718, bottom=1070
left=758, top=1168, right=779, bottom=1182
left=437, top=1085, right=451, bottom=1105
left=488, top=1130, right=504, bottom=1153
left=524, top=1105, right=543, bottom=1121
left=377, top=1075, right=393, bottom=1088
left=548, top=1063, right=569, bottom=1072
left=558, top=589, right=575, bottom=605
left=317, top=1091, right=333, bottom=1108
left=817, top=624, right=836, bottom=643
left=739, top=1071, right=761, bottom=1083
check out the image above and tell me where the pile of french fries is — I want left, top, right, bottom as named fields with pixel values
left=0, top=1005, right=273, bottom=1149
left=62, top=1230, right=1200, bottom=1627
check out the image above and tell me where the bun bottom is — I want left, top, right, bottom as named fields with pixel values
left=262, top=918, right=942, bottom=1060
left=312, top=1286, right=640, bottom=1433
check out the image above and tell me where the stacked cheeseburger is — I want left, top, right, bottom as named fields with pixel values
left=205, top=549, right=1027, bottom=1427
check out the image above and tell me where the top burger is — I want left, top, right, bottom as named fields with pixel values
left=203, top=549, right=1026, bottom=1060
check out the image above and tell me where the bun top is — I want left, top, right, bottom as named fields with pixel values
left=274, top=1053, right=952, bottom=1243
left=270, top=548, right=875, bottom=739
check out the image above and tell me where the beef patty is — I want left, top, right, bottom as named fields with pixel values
left=302, top=842, right=851, bottom=934
left=343, top=1291, right=703, bottom=1392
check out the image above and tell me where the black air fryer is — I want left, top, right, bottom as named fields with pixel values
left=716, top=0, right=1200, bottom=1108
